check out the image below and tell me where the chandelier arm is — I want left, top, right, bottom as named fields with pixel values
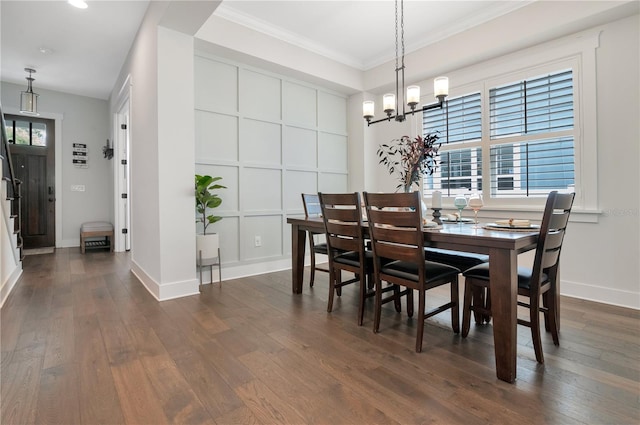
left=368, top=100, right=445, bottom=126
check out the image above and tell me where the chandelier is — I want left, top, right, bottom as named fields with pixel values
left=363, top=0, right=448, bottom=126
left=20, top=68, right=39, bottom=116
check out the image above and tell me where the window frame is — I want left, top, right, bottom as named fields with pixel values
left=417, top=30, right=599, bottom=218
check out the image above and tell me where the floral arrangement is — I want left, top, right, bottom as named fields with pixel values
left=377, top=133, right=440, bottom=192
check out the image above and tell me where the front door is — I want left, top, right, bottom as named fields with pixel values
left=5, top=114, right=55, bottom=249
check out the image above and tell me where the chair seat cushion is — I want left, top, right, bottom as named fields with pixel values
left=381, top=260, right=460, bottom=283
left=463, top=263, right=548, bottom=289
left=81, top=221, right=113, bottom=233
left=334, top=250, right=373, bottom=270
left=312, top=243, right=328, bottom=255
left=425, top=248, right=489, bottom=272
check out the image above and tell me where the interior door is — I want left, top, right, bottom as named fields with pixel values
left=116, top=100, right=131, bottom=251
left=5, top=114, right=55, bottom=249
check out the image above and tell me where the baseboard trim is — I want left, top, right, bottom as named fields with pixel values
left=562, top=279, right=640, bottom=310
left=131, top=260, right=200, bottom=302
left=1, top=263, right=23, bottom=308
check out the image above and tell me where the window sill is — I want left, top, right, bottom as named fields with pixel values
left=440, top=205, right=600, bottom=223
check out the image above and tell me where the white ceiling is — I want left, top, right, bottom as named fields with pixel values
left=6, top=0, right=608, bottom=102
left=214, top=0, right=532, bottom=71
left=1, top=0, right=149, bottom=100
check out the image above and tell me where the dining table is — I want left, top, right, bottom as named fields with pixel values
left=287, top=216, right=539, bottom=383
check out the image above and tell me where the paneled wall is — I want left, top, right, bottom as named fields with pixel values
left=194, top=53, right=348, bottom=267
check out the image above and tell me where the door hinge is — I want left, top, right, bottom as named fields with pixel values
left=122, top=228, right=128, bottom=234
left=121, top=124, right=127, bottom=130
left=121, top=193, right=128, bottom=199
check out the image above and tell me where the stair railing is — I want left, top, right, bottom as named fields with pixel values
left=0, top=103, right=24, bottom=259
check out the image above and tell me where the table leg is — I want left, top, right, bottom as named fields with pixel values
left=489, top=247, right=518, bottom=383
left=291, top=223, right=307, bottom=294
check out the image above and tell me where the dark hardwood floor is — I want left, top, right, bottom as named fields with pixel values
left=2, top=248, right=639, bottom=424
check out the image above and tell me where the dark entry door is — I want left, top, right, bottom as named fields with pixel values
left=5, top=114, right=55, bottom=249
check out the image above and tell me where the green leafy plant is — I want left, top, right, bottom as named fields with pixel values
left=195, top=174, right=226, bottom=234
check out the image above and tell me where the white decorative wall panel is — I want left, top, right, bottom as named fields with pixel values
left=195, top=56, right=237, bottom=113
left=318, top=132, right=348, bottom=171
left=243, top=215, right=283, bottom=260
left=284, top=170, right=317, bottom=211
left=195, top=53, right=347, bottom=268
left=207, top=216, right=240, bottom=263
left=283, top=126, right=317, bottom=168
left=318, top=91, right=347, bottom=134
left=241, top=118, right=281, bottom=165
left=195, top=111, right=238, bottom=162
left=195, top=164, right=239, bottom=213
left=283, top=81, right=317, bottom=127
left=242, top=168, right=282, bottom=212
left=240, top=69, right=281, bottom=122
left=319, top=173, right=349, bottom=193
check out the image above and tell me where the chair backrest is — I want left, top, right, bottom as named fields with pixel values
left=318, top=192, right=365, bottom=260
left=531, top=191, right=575, bottom=290
left=302, top=193, right=322, bottom=218
left=363, top=191, right=426, bottom=277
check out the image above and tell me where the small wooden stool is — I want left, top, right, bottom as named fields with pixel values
left=80, top=221, right=114, bottom=254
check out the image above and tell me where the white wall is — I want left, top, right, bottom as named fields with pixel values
left=109, top=1, right=216, bottom=300
left=109, top=2, right=168, bottom=299
left=1, top=82, right=111, bottom=247
left=193, top=53, right=348, bottom=280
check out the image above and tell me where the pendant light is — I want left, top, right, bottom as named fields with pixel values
left=20, top=68, right=39, bottom=116
left=363, top=0, right=449, bottom=126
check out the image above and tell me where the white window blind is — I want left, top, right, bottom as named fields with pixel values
left=422, top=93, right=482, bottom=196
left=489, top=70, right=575, bottom=197
left=423, top=92, right=481, bottom=145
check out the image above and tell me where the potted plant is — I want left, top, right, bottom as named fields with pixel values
left=195, top=174, right=226, bottom=260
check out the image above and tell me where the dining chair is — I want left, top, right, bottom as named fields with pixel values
left=363, top=191, right=461, bottom=352
left=318, top=192, right=403, bottom=326
left=301, top=193, right=329, bottom=287
left=461, top=190, right=575, bottom=363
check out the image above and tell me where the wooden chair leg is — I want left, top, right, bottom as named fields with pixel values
left=393, top=284, right=402, bottom=312
left=406, top=288, right=414, bottom=318
left=416, top=290, right=426, bottom=353
left=308, top=235, right=316, bottom=287
left=483, top=288, right=492, bottom=323
left=450, top=276, right=460, bottom=334
left=357, top=273, right=367, bottom=326
left=530, top=294, right=545, bottom=364
left=373, top=277, right=382, bottom=333
left=545, top=291, right=560, bottom=346
left=327, top=269, right=336, bottom=313
left=472, top=286, right=484, bottom=324
left=462, top=277, right=473, bottom=337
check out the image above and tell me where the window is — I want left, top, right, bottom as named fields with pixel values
left=423, top=92, right=482, bottom=196
left=489, top=70, right=574, bottom=198
left=4, top=116, right=48, bottom=147
left=423, top=69, right=576, bottom=201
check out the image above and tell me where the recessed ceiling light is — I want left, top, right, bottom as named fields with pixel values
left=68, top=0, right=88, bottom=9
left=39, top=47, right=54, bottom=55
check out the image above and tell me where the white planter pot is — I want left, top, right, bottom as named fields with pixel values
left=196, top=233, right=220, bottom=260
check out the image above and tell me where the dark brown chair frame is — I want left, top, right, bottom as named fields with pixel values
left=364, top=191, right=460, bottom=352
left=318, top=192, right=401, bottom=326
left=462, top=190, right=575, bottom=363
left=301, top=193, right=329, bottom=287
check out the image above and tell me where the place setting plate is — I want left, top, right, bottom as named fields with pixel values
left=483, top=220, right=540, bottom=232
left=441, top=217, right=474, bottom=224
